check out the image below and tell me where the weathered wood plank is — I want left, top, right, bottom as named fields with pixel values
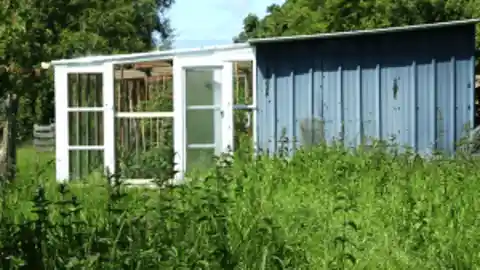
left=33, top=123, right=55, bottom=152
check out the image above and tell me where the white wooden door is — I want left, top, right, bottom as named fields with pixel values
left=179, top=63, right=233, bottom=175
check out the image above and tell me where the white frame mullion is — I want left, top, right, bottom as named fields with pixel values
left=186, top=105, right=220, bottom=110
left=173, top=57, right=184, bottom=182
left=55, top=66, right=69, bottom=182
left=213, top=69, right=222, bottom=155
left=233, top=104, right=256, bottom=110
left=67, top=107, right=104, bottom=112
left=221, top=62, right=234, bottom=153
left=115, top=112, right=174, bottom=118
left=251, top=48, right=258, bottom=153
left=103, top=62, right=115, bottom=177
left=61, top=65, right=104, bottom=74
left=187, top=143, right=216, bottom=149
left=68, top=145, right=104, bottom=150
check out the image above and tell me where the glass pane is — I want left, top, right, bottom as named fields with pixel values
left=68, top=111, right=103, bottom=146
left=69, top=150, right=103, bottom=180
left=186, top=148, right=215, bottom=173
left=234, top=109, right=253, bottom=150
left=186, top=69, right=216, bottom=106
left=114, top=76, right=173, bottom=112
left=186, top=109, right=214, bottom=144
left=68, top=73, right=103, bottom=107
left=115, top=117, right=174, bottom=180
left=233, top=61, right=253, bottom=105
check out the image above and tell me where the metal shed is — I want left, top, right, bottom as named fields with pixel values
left=251, top=19, right=479, bottom=155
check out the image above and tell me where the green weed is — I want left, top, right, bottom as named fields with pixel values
left=0, top=142, right=479, bottom=269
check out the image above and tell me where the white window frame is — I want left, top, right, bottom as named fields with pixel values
left=55, top=63, right=108, bottom=181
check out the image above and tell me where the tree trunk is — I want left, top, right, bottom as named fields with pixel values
left=0, top=93, right=19, bottom=181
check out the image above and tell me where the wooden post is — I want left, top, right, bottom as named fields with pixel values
left=0, top=93, right=19, bottom=181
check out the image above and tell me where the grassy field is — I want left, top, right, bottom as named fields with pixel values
left=2, top=143, right=480, bottom=269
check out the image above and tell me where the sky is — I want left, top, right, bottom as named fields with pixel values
left=169, top=0, right=285, bottom=49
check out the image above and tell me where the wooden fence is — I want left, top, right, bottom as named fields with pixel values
left=33, top=123, right=55, bottom=151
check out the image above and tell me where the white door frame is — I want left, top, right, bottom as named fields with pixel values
left=173, top=58, right=233, bottom=181
left=172, top=47, right=255, bottom=181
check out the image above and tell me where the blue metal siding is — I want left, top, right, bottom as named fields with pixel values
left=255, top=24, right=475, bottom=154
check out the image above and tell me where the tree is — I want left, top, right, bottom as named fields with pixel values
left=235, top=0, right=479, bottom=45
left=0, top=0, right=175, bottom=136
left=0, top=0, right=175, bottom=179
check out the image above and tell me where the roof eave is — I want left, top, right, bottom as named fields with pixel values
left=49, top=43, right=251, bottom=66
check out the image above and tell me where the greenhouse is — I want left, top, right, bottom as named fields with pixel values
left=51, top=43, right=255, bottom=183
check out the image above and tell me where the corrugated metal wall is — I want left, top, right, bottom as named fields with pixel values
left=255, top=24, right=476, bottom=155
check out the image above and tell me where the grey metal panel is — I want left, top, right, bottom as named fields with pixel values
left=255, top=24, right=475, bottom=155
left=249, top=19, right=480, bottom=44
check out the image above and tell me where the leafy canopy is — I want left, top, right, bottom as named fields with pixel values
left=0, top=0, right=174, bottom=92
left=235, top=0, right=479, bottom=45
left=0, top=0, right=175, bottom=139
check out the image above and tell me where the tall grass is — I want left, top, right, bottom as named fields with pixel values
left=1, top=142, right=479, bottom=269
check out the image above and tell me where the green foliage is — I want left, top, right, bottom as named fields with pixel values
left=1, top=148, right=308, bottom=269
left=4, top=141, right=480, bottom=268
left=235, top=0, right=480, bottom=46
left=118, top=140, right=175, bottom=181
left=0, top=0, right=175, bottom=141
left=116, top=78, right=174, bottom=181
